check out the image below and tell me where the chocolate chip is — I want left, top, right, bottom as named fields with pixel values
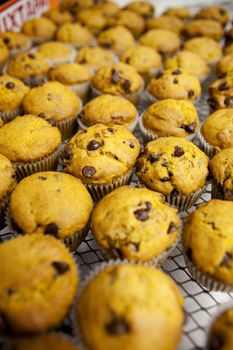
left=107, top=127, right=114, bottom=132
left=181, top=122, right=196, bottom=133
left=188, top=90, right=194, bottom=99
left=3, top=37, right=10, bottom=44
left=149, top=153, right=161, bottom=163
left=172, top=68, right=182, bottom=75
left=167, top=222, right=177, bottom=234
left=160, top=177, right=170, bottom=182
left=38, top=176, right=47, bottom=180
left=87, top=140, right=102, bottom=151
left=24, top=64, right=31, bottom=69
left=220, top=252, right=232, bottom=267
left=121, top=79, right=131, bottom=92
left=129, top=142, right=134, bottom=149
left=174, top=146, right=185, bottom=157
left=208, top=333, right=224, bottom=350
left=207, top=98, right=217, bottom=110
left=105, top=316, right=130, bottom=335
left=171, top=188, right=179, bottom=196
left=134, top=208, right=149, bottom=221
left=102, top=41, right=111, bottom=48
left=44, top=223, right=59, bottom=236
left=186, top=247, right=193, bottom=261
left=156, top=71, right=163, bottom=79
left=79, top=58, right=86, bottom=64
left=173, top=78, right=178, bottom=84
left=125, top=57, right=130, bottom=64
left=38, top=112, right=46, bottom=119
left=82, top=166, right=96, bottom=178
left=111, top=69, right=120, bottom=83
left=62, top=147, right=73, bottom=160
left=224, top=96, right=233, bottom=107
left=28, top=53, right=35, bottom=59
left=145, top=201, right=152, bottom=211
left=47, top=118, right=56, bottom=126
left=220, top=8, right=226, bottom=15
left=52, top=261, right=70, bottom=275
left=6, top=288, right=15, bottom=296
left=5, top=81, right=15, bottom=90
left=218, top=82, right=229, bottom=91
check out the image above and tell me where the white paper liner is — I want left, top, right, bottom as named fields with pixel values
left=197, top=126, right=218, bottom=158
left=77, top=113, right=139, bottom=133
left=86, top=168, right=134, bottom=202
left=0, top=106, right=23, bottom=123
left=145, top=88, right=201, bottom=106
left=68, top=81, right=90, bottom=103
left=183, top=251, right=233, bottom=292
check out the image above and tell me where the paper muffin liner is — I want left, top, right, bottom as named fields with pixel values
left=13, top=145, right=61, bottom=180
left=86, top=168, right=134, bottom=202
left=77, top=112, right=139, bottom=133
left=183, top=250, right=233, bottom=292
left=43, top=45, right=77, bottom=67
left=145, top=89, right=200, bottom=106
left=69, top=81, right=90, bottom=104
left=56, top=97, right=82, bottom=140
left=138, top=112, right=199, bottom=143
left=0, top=106, right=23, bottom=123
left=0, top=191, right=12, bottom=229
left=197, top=127, right=218, bottom=158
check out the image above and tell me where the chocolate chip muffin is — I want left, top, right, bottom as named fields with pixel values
left=164, top=50, right=210, bottom=81
left=207, top=307, right=233, bottom=350
left=91, top=62, right=144, bottom=105
left=6, top=51, right=49, bottom=87
left=23, top=81, right=82, bottom=139
left=147, top=69, right=201, bottom=103
left=184, top=37, right=222, bottom=66
left=92, top=185, right=181, bottom=263
left=136, top=137, right=208, bottom=210
left=0, top=75, right=29, bottom=122
left=147, top=15, right=184, bottom=34
left=0, top=234, right=78, bottom=334
left=61, top=124, right=140, bottom=200
left=22, top=18, right=57, bottom=44
left=208, top=75, right=233, bottom=111
left=139, top=29, right=180, bottom=58
left=217, top=54, right=233, bottom=77
left=76, top=8, right=107, bottom=34
left=0, top=40, right=9, bottom=72
left=183, top=19, right=223, bottom=41
left=196, top=6, right=230, bottom=26
left=140, top=99, right=199, bottom=142
left=56, top=23, right=95, bottom=48
left=0, top=32, right=31, bottom=57
left=98, top=26, right=135, bottom=55
left=106, top=10, right=145, bottom=38
left=36, top=41, right=76, bottom=67
left=183, top=200, right=233, bottom=291
left=9, top=171, right=93, bottom=251
left=78, top=94, right=138, bottom=131
left=43, top=8, right=73, bottom=26
left=76, top=264, right=184, bottom=350
left=163, top=7, right=191, bottom=20
left=124, top=1, right=154, bottom=19
left=76, top=46, right=117, bottom=72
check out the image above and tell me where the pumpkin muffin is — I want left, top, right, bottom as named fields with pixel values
left=61, top=0, right=94, bottom=14
left=136, top=137, right=208, bottom=210
left=147, top=15, right=184, bottom=34
left=0, top=115, right=61, bottom=178
left=210, top=147, right=233, bottom=200
left=106, top=10, right=145, bottom=38
left=163, top=7, right=191, bottom=20
left=164, top=50, right=210, bottom=81
left=184, top=37, right=222, bottom=66
left=22, top=18, right=57, bottom=44
left=92, top=185, right=181, bottom=263
left=76, top=46, right=117, bottom=72
left=124, top=1, right=154, bottom=19
left=43, top=8, right=73, bottom=25
left=140, top=99, right=199, bottom=142
left=207, top=307, right=233, bottom=350
left=76, top=8, right=107, bottom=34
left=36, top=41, right=76, bottom=67
left=56, top=23, right=95, bottom=48
left=76, top=264, right=184, bottom=350
left=183, top=200, right=233, bottom=291
left=183, top=19, right=223, bottom=41
left=139, top=29, right=180, bottom=58
left=91, top=62, right=144, bottom=105
left=6, top=51, right=49, bottom=87
left=208, top=75, right=233, bottom=110
left=9, top=171, right=93, bottom=251
left=94, top=1, right=119, bottom=17
left=0, top=32, right=31, bottom=57
left=78, top=94, right=138, bottom=131
left=0, top=234, right=78, bottom=334
left=0, top=75, right=29, bottom=122
left=61, top=124, right=140, bottom=200
left=217, top=54, right=233, bottom=77
left=98, top=26, right=135, bottom=55
left=196, top=6, right=230, bottom=26
left=147, top=69, right=201, bottom=103
left=23, top=81, right=82, bottom=139
left=0, top=40, right=9, bottom=72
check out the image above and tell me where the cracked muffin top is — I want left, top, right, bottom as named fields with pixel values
left=61, top=124, right=140, bottom=184
left=124, top=1, right=154, bottom=19
left=98, top=26, right=135, bottom=54
left=106, top=10, right=145, bottom=38
left=196, top=6, right=230, bottom=26
left=136, top=137, right=208, bottom=196
left=76, top=8, right=107, bottom=34
left=22, top=18, right=57, bottom=42
left=207, top=307, right=233, bottom=350
left=56, top=23, right=95, bottom=48
left=92, top=185, right=181, bottom=261
left=183, top=19, right=223, bottom=41
left=48, top=63, right=91, bottom=85
left=183, top=200, right=233, bottom=286
left=43, top=8, right=73, bottom=25
left=139, top=29, right=180, bottom=55
left=76, top=46, right=117, bottom=71
left=146, top=15, right=184, bottom=34
left=163, top=7, right=191, bottom=20
left=183, top=37, right=222, bottom=65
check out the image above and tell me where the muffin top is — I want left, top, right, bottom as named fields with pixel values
left=136, top=137, right=208, bottom=196
left=61, top=0, right=94, bottom=13
left=37, top=41, right=74, bottom=60
left=0, top=75, right=29, bottom=113
left=76, top=8, right=107, bottom=34
left=183, top=19, right=223, bottom=41
left=0, top=115, right=61, bottom=162
left=106, top=10, right=145, bottom=38
left=164, top=50, right=210, bottom=80
left=76, top=264, right=184, bottom=350
left=7, top=51, right=49, bottom=80
left=184, top=37, right=222, bottom=64
left=0, top=154, right=16, bottom=200
left=22, top=18, right=57, bottom=41
left=163, top=7, right=191, bottom=20
left=208, top=308, right=233, bottom=350
left=139, top=29, right=180, bottom=55
left=23, top=82, right=81, bottom=122
left=94, top=1, right=119, bottom=17
left=0, top=32, right=31, bottom=54
left=56, top=23, right=95, bottom=47
left=146, top=15, right=184, bottom=34
left=98, top=26, right=135, bottom=53
left=92, top=185, right=181, bottom=261
left=208, top=75, right=233, bottom=110
left=210, top=147, right=233, bottom=200
left=62, top=124, right=140, bottom=184
left=10, top=171, right=93, bottom=238
left=183, top=200, right=233, bottom=286
left=92, top=62, right=143, bottom=95
left=79, top=94, right=137, bottom=127
left=124, top=1, right=154, bottom=19
left=120, top=45, right=161, bottom=75
left=147, top=69, right=201, bottom=102
left=43, top=8, right=73, bottom=25
left=76, top=46, right=116, bottom=70
left=143, top=99, right=199, bottom=137
left=49, top=63, right=91, bottom=85
left=0, top=40, right=9, bottom=65
left=217, top=54, right=233, bottom=76
left=196, top=6, right=229, bottom=25
left=0, top=234, right=78, bottom=334
left=201, top=109, right=233, bottom=150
